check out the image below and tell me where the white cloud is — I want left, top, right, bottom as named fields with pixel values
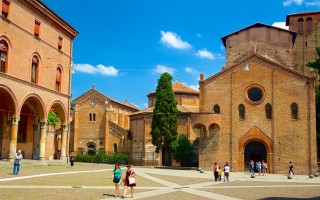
left=160, top=31, right=192, bottom=49
left=306, top=0, right=320, bottom=6
left=196, top=49, right=214, bottom=60
left=220, top=45, right=225, bottom=50
left=73, top=64, right=119, bottom=76
left=154, top=65, right=176, bottom=75
left=143, top=103, right=148, bottom=108
left=185, top=67, right=199, bottom=75
left=189, top=85, right=199, bottom=91
left=283, top=0, right=303, bottom=6
left=272, top=22, right=289, bottom=30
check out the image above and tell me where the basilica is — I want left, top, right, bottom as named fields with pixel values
left=72, top=11, right=320, bottom=175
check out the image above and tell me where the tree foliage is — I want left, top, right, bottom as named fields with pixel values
left=151, top=72, right=179, bottom=165
left=70, top=100, right=75, bottom=111
left=47, top=111, right=60, bottom=126
left=307, top=46, right=320, bottom=71
left=170, top=134, right=195, bottom=167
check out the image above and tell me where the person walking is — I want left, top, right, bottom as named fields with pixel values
left=13, top=150, right=23, bottom=175
left=122, top=164, right=136, bottom=199
left=257, top=161, right=262, bottom=176
left=112, top=163, right=122, bottom=198
left=69, top=152, right=75, bottom=167
left=223, top=162, right=230, bottom=182
left=288, top=161, right=294, bottom=176
left=250, top=160, right=255, bottom=175
left=213, top=162, right=219, bottom=182
left=217, top=167, right=222, bottom=181
left=262, top=160, right=268, bottom=176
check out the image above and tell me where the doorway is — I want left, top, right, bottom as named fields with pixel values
left=244, top=141, right=267, bottom=171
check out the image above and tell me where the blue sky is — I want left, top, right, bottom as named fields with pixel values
left=42, top=0, right=320, bottom=109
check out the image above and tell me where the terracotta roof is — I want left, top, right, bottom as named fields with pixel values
left=221, top=22, right=296, bottom=47
left=147, top=81, right=199, bottom=97
left=130, top=105, right=198, bottom=116
left=286, top=11, right=320, bottom=25
left=73, top=88, right=140, bottom=111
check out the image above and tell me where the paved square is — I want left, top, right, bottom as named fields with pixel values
left=0, top=161, right=319, bottom=200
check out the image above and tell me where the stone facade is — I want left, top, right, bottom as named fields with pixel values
left=71, top=87, right=139, bottom=155
left=0, top=0, right=77, bottom=160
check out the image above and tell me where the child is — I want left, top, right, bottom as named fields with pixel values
left=218, top=167, right=222, bottom=181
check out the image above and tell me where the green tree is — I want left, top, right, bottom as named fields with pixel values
left=151, top=72, right=179, bottom=166
left=47, top=111, right=60, bottom=126
left=170, top=134, right=195, bottom=167
left=70, top=100, right=75, bottom=111
left=306, top=45, right=320, bottom=159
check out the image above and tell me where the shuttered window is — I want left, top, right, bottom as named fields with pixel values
left=55, top=67, right=61, bottom=91
left=34, top=20, right=40, bottom=37
left=58, top=36, right=63, bottom=50
left=2, top=0, right=10, bottom=18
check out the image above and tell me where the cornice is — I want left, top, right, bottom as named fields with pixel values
left=17, top=0, right=78, bottom=39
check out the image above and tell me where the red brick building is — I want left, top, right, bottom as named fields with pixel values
left=0, top=0, right=78, bottom=161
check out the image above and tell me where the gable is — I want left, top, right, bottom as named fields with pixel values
left=203, top=53, right=311, bottom=87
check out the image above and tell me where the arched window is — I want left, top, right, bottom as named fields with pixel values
left=113, top=143, right=117, bottom=153
left=238, top=104, right=245, bottom=120
left=55, top=67, right=62, bottom=91
left=31, top=55, right=39, bottom=83
left=0, top=40, right=8, bottom=73
left=93, top=113, right=96, bottom=121
left=291, top=103, right=298, bottom=119
left=306, top=17, right=312, bottom=31
left=213, top=104, right=220, bottom=114
left=265, top=103, right=272, bottom=119
left=89, top=113, right=92, bottom=121
left=298, top=18, right=304, bottom=33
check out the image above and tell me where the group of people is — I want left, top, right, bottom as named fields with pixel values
left=213, top=162, right=230, bottom=182
left=112, top=163, right=137, bottom=198
left=249, top=160, right=268, bottom=176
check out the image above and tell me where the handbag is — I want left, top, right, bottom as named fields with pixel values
left=128, top=177, right=135, bottom=185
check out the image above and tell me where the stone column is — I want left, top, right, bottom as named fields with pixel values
left=8, top=117, right=19, bottom=161
left=60, top=125, right=67, bottom=160
left=39, top=122, right=47, bottom=161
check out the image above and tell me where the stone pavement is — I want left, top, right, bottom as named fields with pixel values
left=0, top=161, right=320, bottom=200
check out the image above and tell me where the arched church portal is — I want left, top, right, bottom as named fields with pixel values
left=87, top=143, right=96, bottom=155
left=244, top=141, right=267, bottom=171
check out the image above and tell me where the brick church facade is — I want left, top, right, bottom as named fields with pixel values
left=0, top=0, right=78, bottom=160
left=70, top=11, right=319, bottom=175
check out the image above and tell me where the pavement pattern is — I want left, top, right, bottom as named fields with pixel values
left=0, top=161, right=320, bottom=200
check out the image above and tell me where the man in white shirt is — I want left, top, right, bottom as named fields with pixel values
left=13, top=150, right=23, bottom=175
left=223, top=162, right=230, bottom=182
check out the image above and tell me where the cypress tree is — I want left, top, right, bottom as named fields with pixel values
left=151, top=72, right=179, bottom=166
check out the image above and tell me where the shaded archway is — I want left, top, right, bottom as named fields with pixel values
left=238, top=126, right=273, bottom=173
left=48, top=100, right=68, bottom=160
left=87, top=142, right=96, bottom=155
left=0, top=85, right=18, bottom=159
left=244, top=141, right=267, bottom=171
left=19, top=93, right=46, bottom=159
left=193, top=123, right=207, bottom=138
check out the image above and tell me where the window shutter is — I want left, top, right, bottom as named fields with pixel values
left=58, top=37, right=63, bottom=49
left=56, top=68, right=61, bottom=83
left=34, top=21, right=40, bottom=36
left=2, top=0, right=10, bottom=14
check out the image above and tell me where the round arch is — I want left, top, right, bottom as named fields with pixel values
left=0, top=84, right=19, bottom=116
left=20, top=93, right=46, bottom=121
left=237, top=127, right=273, bottom=173
left=208, top=123, right=220, bottom=137
left=87, top=142, right=96, bottom=155
left=48, top=100, right=67, bottom=124
left=193, top=123, right=207, bottom=138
